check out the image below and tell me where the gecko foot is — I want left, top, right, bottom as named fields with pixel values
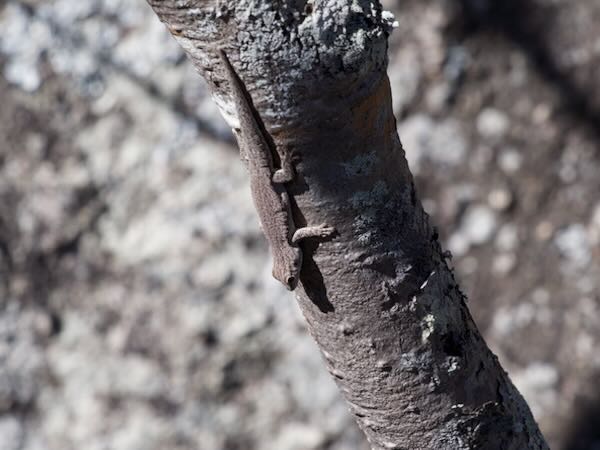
left=292, top=224, right=336, bottom=244
left=272, top=167, right=294, bottom=183
left=272, top=150, right=295, bottom=184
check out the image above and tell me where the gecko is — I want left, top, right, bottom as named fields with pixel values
left=218, top=50, right=335, bottom=290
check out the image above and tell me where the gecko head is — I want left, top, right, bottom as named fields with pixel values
left=273, top=249, right=302, bottom=291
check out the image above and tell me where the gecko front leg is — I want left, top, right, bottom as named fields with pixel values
left=292, top=224, right=336, bottom=243
left=272, top=148, right=295, bottom=183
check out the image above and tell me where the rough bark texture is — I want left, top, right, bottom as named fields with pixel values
left=146, top=1, right=549, bottom=448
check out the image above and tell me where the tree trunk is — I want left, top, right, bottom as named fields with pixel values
left=146, top=1, right=549, bottom=449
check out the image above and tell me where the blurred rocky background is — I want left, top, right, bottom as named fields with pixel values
left=0, top=0, right=599, bottom=449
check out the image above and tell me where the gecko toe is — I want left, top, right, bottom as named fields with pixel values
left=318, top=224, right=336, bottom=237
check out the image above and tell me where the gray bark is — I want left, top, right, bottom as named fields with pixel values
left=146, top=1, right=549, bottom=449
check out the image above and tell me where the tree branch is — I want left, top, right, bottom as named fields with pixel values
left=146, top=1, right=548, bottom=448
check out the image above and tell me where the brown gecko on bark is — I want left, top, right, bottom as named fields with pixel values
left=218, top=50, right=335, bottom=290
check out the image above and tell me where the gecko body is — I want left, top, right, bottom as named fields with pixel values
left=219, top=50, right=334, bottom=290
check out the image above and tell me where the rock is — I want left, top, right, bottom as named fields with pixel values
left=469, top=145, right=495, bottom=173
left=269, top=423, right=326, bottom=450
left=488, top=187, right=513, bottom=211
left=447, top=232, right=470, bottom=258
left=0, top=308, right=43, bottom=416
left=554, top=224, right=591, bottom=268
left=448, top=205, right=497, bottom=256
left=444, top=45, right=469, bottom=84
left=492, top=253, right=516, bottom=275
left=531, top=289, right=550, bottom=305
left=498, top=148, right=523, bottom=174
left=559, top=162, right=578, bottom=184
left=388, top=46, right=421, bottom=115
left=477, top=108, right=510, bottom=139
left=495, top=224, right=519, bottom=251
left=591, top=204, right=600, bottom=228
left=425, top=82, right=451, bottom=113
left=532, top=103, right=552, bottom=125
left=588, top=203, right=600, bottom=244
left=462, top=205, right=497, bottom=245
left=517, top=363, right=559, bottom=390
left=0, top=416, right=23, bottom=450
left=0, top=4, right=48, bottom=92
left=399, top=115, right=467, bottom=174
left=511, top=363, right=559, bottom=418
left=112, top=11, right=183, bottom=79
left=459, top=256, right=480, bottom=275
left=535, top=221, right=555, bottom=241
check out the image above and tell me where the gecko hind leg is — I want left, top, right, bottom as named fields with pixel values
left=292, top=224, right=336, bottom=244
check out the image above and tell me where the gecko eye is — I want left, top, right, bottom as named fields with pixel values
left=286, top=276, right=297, bottom=290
